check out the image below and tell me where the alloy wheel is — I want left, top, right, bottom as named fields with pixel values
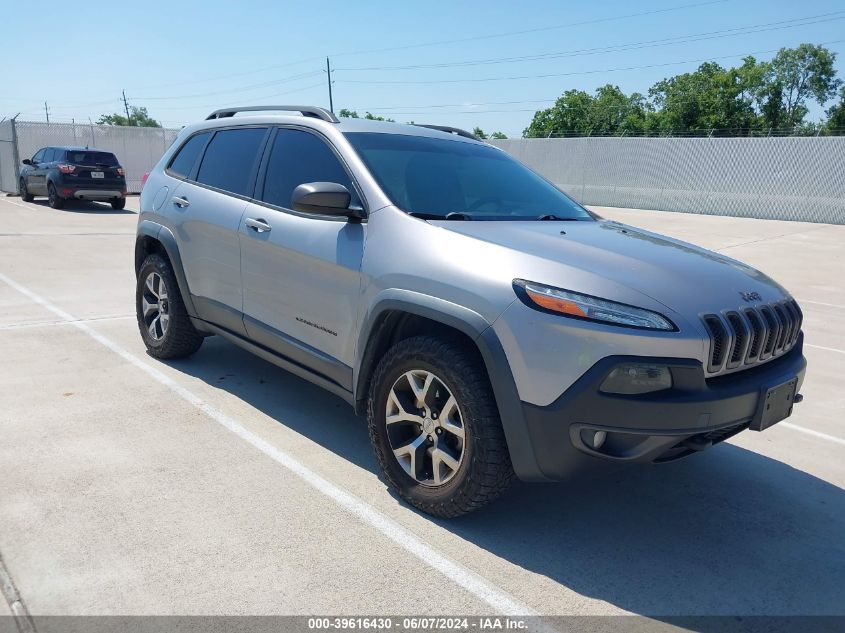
left=141, top=272, right=170, bottom=341
left=385, top=370, right=466, bottom=486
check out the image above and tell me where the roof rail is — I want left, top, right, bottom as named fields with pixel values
left=205, top=105, right=339, bottom=123
left=413, top=124, right=480, bottom=141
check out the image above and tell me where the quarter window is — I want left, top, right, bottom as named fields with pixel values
left=261, top=129, right=359, bottom=210
left=32, top=149, right=46, bottom=163
left=167, top=132, right=211, bottom=180
left=196, top=128, right=267, bottom=196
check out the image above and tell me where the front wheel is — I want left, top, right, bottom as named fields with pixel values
left=19, top=179, right=34, bottom=202
left=136, top=253, right=203, bottom=359
left=368, top=335, right=514, bottom=517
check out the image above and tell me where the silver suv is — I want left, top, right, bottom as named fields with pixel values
left=136, top=105, right=807, bottom=517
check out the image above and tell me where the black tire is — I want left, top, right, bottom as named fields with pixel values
left=47, top=183, right=65, bottom=209
left=368, top=335, right=514, bottom=517
left=19, top=179, right=34, bottom=202
left=136, top=253, right=203, bottom=359
left=111, top=198, right=126, bottom=210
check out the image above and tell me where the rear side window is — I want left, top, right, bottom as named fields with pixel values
left=261, top=129, right=360, bottom=209
left=67, top=150, right=119, bottom=166
left=42, top=149, right=55, bottom=163
left=196, top=128, right=267, bottom=196
left=167, top=132, right=211, bottom=179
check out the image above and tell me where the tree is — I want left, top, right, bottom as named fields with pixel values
left=826, top=86, right=845, bottom=133
left=648, top=62, right=758, bottom=135
left=472, top=128, right=507, bottom=139
left=97, top=106, right=161, bottom=127
left=523, top=85, right=649, bottom=137
left=338, top=108, right=395, bottom=122
left=763, top=44, right=842, bottom=129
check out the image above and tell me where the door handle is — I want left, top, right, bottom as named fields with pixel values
left=245, top=217, right=272, bottom=233
left=171, top=196, right=190, bottom=208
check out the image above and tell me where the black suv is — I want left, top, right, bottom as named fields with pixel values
left=20, top=146, right=127, bottom=210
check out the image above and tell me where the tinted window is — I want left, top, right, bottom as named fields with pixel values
left=196, top=128, right=267, bottom=196
left=345, top=132, right=591, bottom=221
left=67, top=150, right=119, bottom=166
left=262, top=129, right=359, bottom=209
left=168, top=132, right=211, bottom=179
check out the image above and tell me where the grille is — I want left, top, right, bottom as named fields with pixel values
left=702, top=299, right=802, bottom=374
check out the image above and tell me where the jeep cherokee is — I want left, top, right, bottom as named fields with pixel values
left=135, top=105, right=806, bottom=517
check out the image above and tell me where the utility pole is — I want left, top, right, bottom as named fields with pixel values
left=122, top=90, right=132, bottom=126
left=326, top=57, right=334, bottom=114
left=44, top=101, right=50, bottom=123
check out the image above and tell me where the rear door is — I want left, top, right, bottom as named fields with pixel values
left=239, top=127, right=366, bottom=380
left=168, top=126, right=269, bottom=335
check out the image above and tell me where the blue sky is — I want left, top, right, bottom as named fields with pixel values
left=4, top=0, right=845, bottom=136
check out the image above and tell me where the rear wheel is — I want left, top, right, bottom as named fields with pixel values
left=136, top=253, right=203, bottom=359
left=47, top=183, right=65, bottom=209
left=368, top=335, right=514, bottom=517
left=111, top=198, right=126, bottom=210
left=19, top=179, right=33, bottom=202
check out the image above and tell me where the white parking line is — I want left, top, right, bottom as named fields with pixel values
left=781, top=423, right=845, bottom=447
left=805, top=343, right=845, bottom=355
left=0, top=272, right=536, bottom=617
left=797, top=299, right=845, bottom=310
left=0, top=314, right=134, bottom=331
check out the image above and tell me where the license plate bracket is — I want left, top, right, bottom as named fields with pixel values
left=751, top=377, right=798, bottom=431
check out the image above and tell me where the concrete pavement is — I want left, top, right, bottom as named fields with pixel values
left=0, top=196, right=842, bottom=620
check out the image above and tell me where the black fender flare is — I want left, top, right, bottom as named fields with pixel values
left=135, top=221, right=197, bottom=318
left=354, top=290, right=550, bottom=482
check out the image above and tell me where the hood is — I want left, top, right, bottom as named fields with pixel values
left=429, top=219, right=790, bottom=315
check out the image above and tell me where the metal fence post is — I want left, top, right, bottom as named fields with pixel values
left=10, top=117, right=21, bottom=194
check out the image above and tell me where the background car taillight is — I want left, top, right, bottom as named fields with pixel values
left=117, top=167, right=126, bottom=177
left=57, top=164, right=76, bottom=174
left=140, top=172, right=149, bottom=190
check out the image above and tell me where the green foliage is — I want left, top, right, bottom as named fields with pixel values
left=338, top=108, right=395, bottom=122
left=825, top=87, right=845, bottom=133
left=472, top=128, right=507, bottom=139
left=523, top=44, right=842, bottom=137
left=97, top=106, right=161, bottom=127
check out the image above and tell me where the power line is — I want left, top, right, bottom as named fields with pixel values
left=335, top=11, right=845, bottom=72
left=337, top=39, right=845, bottom=85
left=130, top=70, right=323, bottom=101
left=327, top=0, right=727, bottom=58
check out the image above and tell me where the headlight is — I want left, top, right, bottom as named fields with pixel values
left=513, top=280, right=676, bottom=331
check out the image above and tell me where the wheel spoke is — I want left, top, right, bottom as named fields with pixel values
left=148, top=316, right=161, bottom=339
left=439, top=396, right=464, bottom=439
left=406, top=371, right=435, bottom=408
left=142, top=296, right=158, bottom=319
left=386, top=389, right=423, bottom=425
left=145, top=274, right=159, bottom=297
left=432, top=447, right=460, bottom=485
left=393, top=433, right=427, bottom=480
left=159, top=313, right=170, bottom=334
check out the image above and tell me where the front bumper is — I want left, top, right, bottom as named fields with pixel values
left=517, top=337, right=806, bottom=481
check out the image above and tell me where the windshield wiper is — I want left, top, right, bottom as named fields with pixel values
left=445, top=212, right=472, bottom=221
left=537, top=214, right=582, bottom=221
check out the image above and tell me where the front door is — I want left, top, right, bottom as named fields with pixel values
left=239, top=127, right=365, bottom=387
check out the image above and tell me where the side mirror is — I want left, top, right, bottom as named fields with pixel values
left=22, top=159, right=32, bottom=166
left=291, top=182, right=363, bottom=220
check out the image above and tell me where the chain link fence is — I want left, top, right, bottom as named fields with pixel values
left=491, top=136, right=845, bottom=224
left=0, top=120, right=181, bottom=194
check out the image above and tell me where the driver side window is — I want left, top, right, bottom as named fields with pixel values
left=32, top=149, right=46, bottom=163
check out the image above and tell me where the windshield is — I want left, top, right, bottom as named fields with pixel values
left=66, top=151, right=119, bottom=166
left=344, top=132, right=592, bottom=221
